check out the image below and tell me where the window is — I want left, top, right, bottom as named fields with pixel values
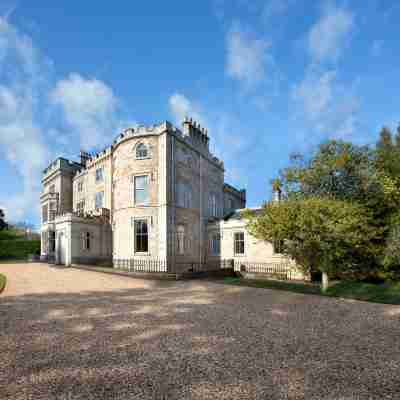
left=210, top=233, right=221, bottom=255
left=136, top=143, right=148, bottom=159
left=229, top=198, right=234, bottom=211
left=234, top=232, right=245, bottom=255
left=49, top=231, right=56, bottom=253
left=49, top=184, right=55, bottom=193
left=177, top=183, right=192, bottom=208
left=42, top=205, right=48, bottom=223
left=134, top=175, right=149, bottom=205
left=49, top=202, right=56, bottom=221
left=95, top=168, right=103, bottom=182
left=208, top=193, right=218, bottom=217
left=82, top=232, right=91, bottom=250
left=134, top=219, right=149, bottom=253
left=176, top=225, right=185, bottom=255
left=95, top=191, right=104, bottom=209
left=77, top=182, right=83, bottom=192
left=76, top=200, right=85, bottom=214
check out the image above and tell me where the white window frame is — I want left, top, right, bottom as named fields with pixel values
left=95, top=168, right=103, bottom=183
left=133, top=217, right=150, bottom=254
left=134, top=175, right=149, bottom=206
left=95, top=191, right=104, bottom=209
left=135, top=143, right=149, bottom=160
left=209, top=193, right=218, bottom=218
left=234, top=231, right=245, bottom=256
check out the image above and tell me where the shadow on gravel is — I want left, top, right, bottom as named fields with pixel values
left=1, top=279, right=400, bottom=399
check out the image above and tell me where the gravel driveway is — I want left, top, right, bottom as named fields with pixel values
left=1, top=263, right=400, bottom=399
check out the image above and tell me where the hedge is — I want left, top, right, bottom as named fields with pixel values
left=0, top=240, right=41, bottom=260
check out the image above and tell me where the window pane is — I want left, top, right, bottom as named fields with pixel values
left=135, top=176, right=148, bottom=204
left=136, top=144, right=148, bottom=158
left=135, top=220, right=148, bottom=252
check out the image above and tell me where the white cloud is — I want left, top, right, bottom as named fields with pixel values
left=168, top=92, right=249, bottom=188
left=226, top=27, right=271, bottom=87
left=292, top=67, right=359, bottom=139
left=0, top=17, right=50, bottom=222
left=168, top=93, right=205, bottom=126
left=51, top=74, right=119, bottom=149
left=308, top=4, right=354, bottom=63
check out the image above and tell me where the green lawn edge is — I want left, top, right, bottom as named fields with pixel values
left=222, top=277, right=400, bottom=305
left=0, top=273, right=7, bottom=295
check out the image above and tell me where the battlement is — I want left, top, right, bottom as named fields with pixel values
left=181, top=117, right=210, bottom=151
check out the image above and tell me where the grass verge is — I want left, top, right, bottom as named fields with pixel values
left=222, top=277, right=400, bottom=305
left=0, top=273, right=6, bottom=294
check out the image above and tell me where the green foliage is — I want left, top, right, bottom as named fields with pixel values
left=0, top=273, right=6, bottom=294
left=0, top=209, right=7, bottom=231
left=0, top=240, right=41, bottom=260
left=245, top=198, right=381, bottom=280
left=223, top=277, right=400, bottom=305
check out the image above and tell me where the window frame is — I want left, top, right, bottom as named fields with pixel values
left=42, top=205, right=48, bottom=223
left=135, top=143, right=149, bottom=160
left=95, top=191, right=104, bottom=209
left=77, top=181, right=83, bottom=192
left=134, top=175, right=149, bottom=206
left=133, top=218, right=150, bottom=254
left=95, top=168, right=103, bottom=183
left=234, top=231, right=245, bottom=256
left=176, top=225, right=185, bottom=255
left=209, top=193, right=218, bottom=218
left=210, top=232, right=221, bottom=256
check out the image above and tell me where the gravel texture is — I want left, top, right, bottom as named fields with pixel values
left=1, top=263, right=400, bottom=400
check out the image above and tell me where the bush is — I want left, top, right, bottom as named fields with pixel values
left=0, top=240, right=41, bottom=260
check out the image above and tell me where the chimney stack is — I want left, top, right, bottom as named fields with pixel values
left=80, top=150, right=91, bottom=167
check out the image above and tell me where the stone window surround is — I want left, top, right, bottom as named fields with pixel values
left=132, top=216, right=151, bottom=255
left=95, top=167, right=103, bottom=183
left=135, top=142, right=151, bottom=160
left=133, top=173, right=150, bottom=206
left=81, top=231, right=91, bottom=251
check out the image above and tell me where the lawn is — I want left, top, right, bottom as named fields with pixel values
left=223, top=277, right=400, bottom=305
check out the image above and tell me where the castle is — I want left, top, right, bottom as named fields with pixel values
left=40, top=119, right=247, bottom=271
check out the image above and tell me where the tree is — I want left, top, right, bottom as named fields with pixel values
left=245, top=198, right=380, bottom=291
left=277, top=140, right=379, bottom=203
left=0, top=209, right=7, bottom=231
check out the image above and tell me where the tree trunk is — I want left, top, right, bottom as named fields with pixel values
left=322, top=271, right=329, bottom=292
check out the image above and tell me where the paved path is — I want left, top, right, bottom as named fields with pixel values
left=1, top=263, right=400, bottom=399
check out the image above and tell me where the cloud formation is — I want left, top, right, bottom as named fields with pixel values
left=225, top=26, right=270, bottom=87
left=51, top=74, right=119, bottom=149
left=308, top=3, right=354, bottom=63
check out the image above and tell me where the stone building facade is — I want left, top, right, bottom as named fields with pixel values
left=40, top=119, right=246, bottom=271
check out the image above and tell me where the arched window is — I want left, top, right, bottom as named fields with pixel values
left=136, top=143, right=148, bottom=159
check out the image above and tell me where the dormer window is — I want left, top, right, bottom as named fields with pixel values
left=136, top=143, right=148, bottom=159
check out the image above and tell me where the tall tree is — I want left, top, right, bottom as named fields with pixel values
left=0, top=209, right=7, bottom=231
left=245, top=198, right=380, bottom=290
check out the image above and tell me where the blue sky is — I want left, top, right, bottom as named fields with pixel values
left=0, top=0, right=399, bottom=228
